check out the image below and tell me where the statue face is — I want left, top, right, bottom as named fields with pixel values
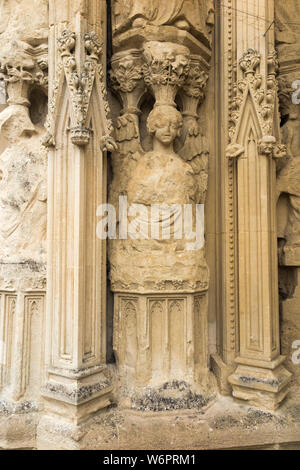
left=147, top=105, right=182, bottom=145
left=154, top=117, right=179, bottom=145
left=262, top=144, right=273, bottom=155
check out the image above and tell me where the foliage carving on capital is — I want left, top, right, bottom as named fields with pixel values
left=110, top=57, right=143, bottom=94
left=0, top=49, right=48, bottom=106
left=110, top=51, right=146, bottom=155
left=84, top=31, right=103, bottom=61
left=273, top=143, right=287, bottom=161
left=57, top=30, right=76, bottom=57
left=183, top=64, right=209, bottom=102
left=142, top=41, right=190, bottom=106
left=178, top=55, right=210, bottom=204
left=239, top=49, right=261, bottom=77
left=143, top=43, right=190, bottom=87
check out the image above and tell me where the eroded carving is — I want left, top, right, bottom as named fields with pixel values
left=47, top=29, right=113, bottom=147
left=229, top=49, right=278, bottom=141
left=0, top=39, right=48, bottom=141
left=109, top=36, right=212, bottom=392
left=277, top=101, right=300, bottom=259
left=143, top=41, right=190, bottom=107
left=110, top=103, right=208, bottom=292
left=113, top=0, right=214, bottom=44
left=0, top=139, right=47, bottom=263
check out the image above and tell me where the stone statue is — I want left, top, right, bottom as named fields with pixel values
left=277, top=102, right=300, bottom=251
left=109, top=104, right=208, bottom=291
left=109, top=37, right=211, bottom=391
left=276, top=0, right=300, bottom=51
left=113, top=0, right=214, bottom=41
left=128, top=105, right=198, bottom=205
left=0, top=128, right=47, bottom=264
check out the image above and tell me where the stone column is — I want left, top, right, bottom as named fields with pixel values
left=224, top=1, right=291, bottom=410
left=37, top=0, right=114, bottom=449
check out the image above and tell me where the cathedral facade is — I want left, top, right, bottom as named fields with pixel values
left=0, top=0, right=299, bottom=450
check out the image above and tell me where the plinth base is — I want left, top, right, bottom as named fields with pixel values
left=228, top=357, right=292, bottom=410
left=37, top=414, right=98, bottom=450
left=36, top=365, right=114, bottom=449
left=0, top=400, right=39, bottom=449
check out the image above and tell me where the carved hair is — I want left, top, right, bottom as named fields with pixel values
left=147, top=105, right=183, bottom=137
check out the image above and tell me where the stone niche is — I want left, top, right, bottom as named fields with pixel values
left=108, top=1, right=214, bottom=403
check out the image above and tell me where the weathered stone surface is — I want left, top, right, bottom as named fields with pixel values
left=0, top=0, right=299, bottom=451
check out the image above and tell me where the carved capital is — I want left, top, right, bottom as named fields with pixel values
left=182, top=55, right=209, bottom=104
left=84, top=31, right=103, bottom=61
left=0, top=50, right=48, bottom=106
left=110, top=51, right=143, bottom=94
left=179, top=55, right=209, bottom=127
left=142, top=41, right=190, bottom=106
left=273, top=143, right=287, bottom=160
left=239, top=49, right=261, bottom=77
left=110, top=50, right=146, bottom=144
left=70, top=126, right=91, bottom=146
left=57, top=29, right=76, bottom=57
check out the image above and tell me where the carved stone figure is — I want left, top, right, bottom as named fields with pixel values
left=108, top=36, right=211, bottom=392
left=0, top=133, right=47, bottom=263
left=277, top=103, right=300, bottom=254
left=113, top=0, right=214, bottom=41
left=276, top=0, right=300, bottom=58
left=110, top=104, right=208, bottom=291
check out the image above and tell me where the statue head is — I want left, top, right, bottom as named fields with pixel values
left=147, top=105, right=183, bottom=146
left=258, top=135, right=276, bottom=156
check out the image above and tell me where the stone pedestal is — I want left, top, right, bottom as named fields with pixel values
left=230, top=357, right=291, bottom=410
left=109, top=24, right=213, bottom=397
left=114, top=292, right=208, bottom=390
